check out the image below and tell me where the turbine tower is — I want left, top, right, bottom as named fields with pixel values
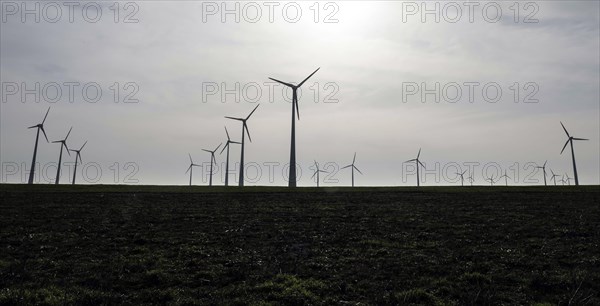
left=535, top=161, right=548, bottom=186
left=220, top=126, right=241, bottom=187
left=456, top=170, right=466, bottom=186
left=185, top=153, right=201, bottom=186
left=499, top=170, right=510, bottom=186
left=341, top=153, right=362, bottom=187
left=68, top=141, right=87, bottom=185
left=27, top=107, right=50, bottom=184
left=549, top=169, right=559, bottom=186
left=405, top=148, right=425, bottom=187
left=203, top=143, right=222, bottom=187
left=225, top=104, right=259, bottom=187
left=311, top=160, right=328, bottom=187
left=52, top=127, right=72, bottom=184
left=560, top=122, right=588, bottom=186
left=269, top=68, right=320, bottom=187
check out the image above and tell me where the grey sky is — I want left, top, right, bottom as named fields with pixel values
left=1, top=1, right=598, bottom=186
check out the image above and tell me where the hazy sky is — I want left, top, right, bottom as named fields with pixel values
left=1, top=1, right=599, bottom=186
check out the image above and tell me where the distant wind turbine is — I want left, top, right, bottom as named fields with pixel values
left=456, top=170, right=466, bottom=186
left=225, top=104, right=259, bottom=187
left=220, top=126, right=241, bottom=187
left=52, top=127, right=72, bottom=184
left=405, top=148, right=425, bottom=187
left=499, top=170, right=510, bottom=186
left=466, top=173, right=474, bottom=186
left=535, top=161, right=548, bottom=186
left=203, top=143, right=222, bottom=187
left=342, top=153, right=362, bottom=187
left=311, top=160, right=328, bottom=187
left=564, top=173, right=572, bottom=186
left=485, top=175, right=496, bottom=186
left=560, top=122, right=588, bottom=186
left=27, top=107, right=50, bottom=184
left=68, top=141, right=87, bottom=185
left=185, top=153, right=201, bottom=186
left=549, top=169, right=559, bottom=186
left=269, top=68, right=320, bottom=187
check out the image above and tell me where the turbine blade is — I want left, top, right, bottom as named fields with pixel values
left=418, top=160, right=425, bottom=168
left=405, top=159, right=416, bottom=163
left=225, top=126, right=230, bottom=140
left=52, top=140, right=61, bottom=143
left=202, top=149, right=211, bottom=153
left=65, top=127, right=72, bottom=140
left=245, top=122, right=252, bottom=142
left=354, top=166, right=363, bottom=175
left=220, top=143, right=228, bottom=154
left=560, top=121, right=570, bottom=137
left=42, top=107, right=50, bottom=124
left=417, top=148, right=421, bottom=159
left=225, top=116, right=243, bottom=121
left=80, top=141, right=87, bottom=151
left=311, top=171, right=317, bottom=179
left=295, top=99, right=300, bottom=120
left=231, top=141, right=241, bottom=144
left=28, top=125, right=37, bottom=129
left=78, top=153, right=83, bottom=163
left=64, top=143, right=71, bottom=156
left=189, top=153, right=193, bottom=163
left=185, top=165, right=191, bottom=174
left=353, top=152, right=356, bottom=164
left=246, top=104, right=260, bottom=120
left=573, top=137, right=588, bottom=141
left=560, top=139, right=569, bottom=154
left=341, top=165, right=352, bottom=169
left=543, top=160, right=547, bottom=167
left=268, top=77, right=294, bottom=88
left=297, top=67, right=320, bottom=88
left=214, top=143, right=222, bottom=152
left=40, top=126, right=49, bottom=142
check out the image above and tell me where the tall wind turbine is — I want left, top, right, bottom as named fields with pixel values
left=405, top=148, right=425, bottom=187
left=68, top=141, right=87, bottom=185
left=203, top=143, right=222, bottom=187
left=342, top=153, right=362, bottom=187
left=220, top=126, right=241, bottom=187
left=311, top=160, right=328, bottom=187
left=456, top=170, right=466, bottom=186
left=560, top=122, right=588, bottom=186
left=52, top=127, right=72, bottom=184
left=269, top=68, right=320, bottom=187
left=535, top=161, right=548, bottom=186
left=185, top=153, right=201, bottom=186
left=549, top=169, right=559, bottom=186
left=225, top=104, right=259, bottom=187
left=27, top=107, right=50, bottom=184
left=499, top=170, right=510, bottom=186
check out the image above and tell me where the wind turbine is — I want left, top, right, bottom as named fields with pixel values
left=559, top=176, right=566, bottom=186
left=269, top=68, right=320, bottom=187
left=27, top=107, right=50, bottom=184
left=535, top=161, right=548, bottom=186
left=220, top=126, right=241, bottom=187
left=341, top=153, right=362, bottom=187
left=499, top=170, right=510, bottom=186
left=456, top=170, right=466, bottom=186
left=225, top=104, right=259, bottom=187
left=311, top=160, right=328, bottom=187
left=485, top=175, right=496, bottom=186
left=466, top=174, right=474, bottom=187
left=549, top=169, right=559, bottom=186
left=185, top=153, right=201, bottom=186
left=405, top=148, right=425, bottom=187
left=560, top=122, right=588, bottom=186
left=564, top=173, right=572, bottom=186
left=203, top=143, right=222, bottom=187
left=68, top=141, right=87, bottom=185
left=52, top=127, right=72, bottom=184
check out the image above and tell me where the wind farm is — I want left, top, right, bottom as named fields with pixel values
left=2, top=2, right=599, bottom=305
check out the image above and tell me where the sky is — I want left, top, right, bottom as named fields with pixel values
left=1, top=1, right=599, bottom=186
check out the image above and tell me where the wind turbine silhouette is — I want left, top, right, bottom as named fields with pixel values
left=535, top=161, right=548, bottom=186
left=559, top=176, right=566, bottom=185
left=203, top=144, right=222, bottom=187
left=52, top=127, right=72, bottom=184
left=269, top=68, right=320, bottom=187
left=456, top=170, right=466, bottom=186
left=564, top=173, right=572, bottom=186
left=499, top=170, right=510, bottom=186
left=549, top=169, right=560, bottom=186
left=220, top=127, right=241, bottom=187
left=466, top=174, right=474, bottom=187
left=225, top=104, right=259, bottom=187
left=27, top=107, right=50, bottom=184
left=68, top=141, right=87, bottom=185
left=311, top=160, right=328, bottom=187
left=342, top=153, right=362, bottom=187
left=560, top=122, right=588, bottom=186
left=185, top=153, right=201, bottom=186
left=405, top=148, right=425, bottom=187
left=485, top=175, right=496, bottom=186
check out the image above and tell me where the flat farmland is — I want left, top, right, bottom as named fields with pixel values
left=1, top=185, right=599, bottom=305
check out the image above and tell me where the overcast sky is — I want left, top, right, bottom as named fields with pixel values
left=1, top=1, right=599, bottom=186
